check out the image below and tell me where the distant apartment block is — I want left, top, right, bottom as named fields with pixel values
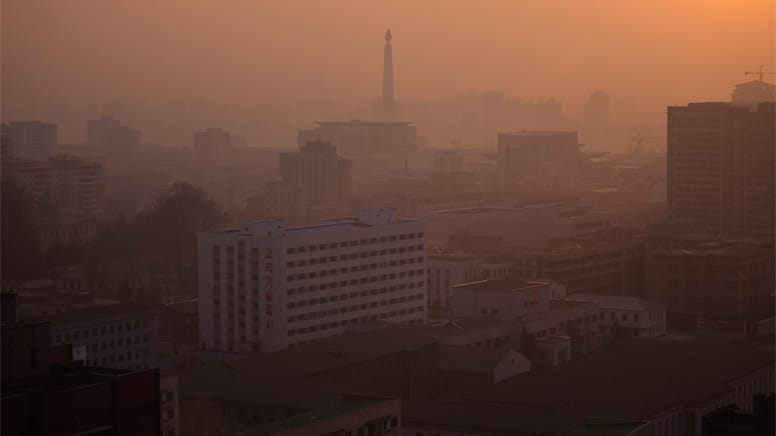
left=298, top=120, right=416, bottom=157
left=420, top=203, right=611, bottom=248
left=198, top=208, right=427, bottom=353
left=667, top=102, right=775, bottom=236
left=278, top=138, right=351, bottom=209
left=3, top=154, right=105, bottom=217
left=0, top=121, right=57, bottom=161
left=87, top=115, right=141, bottom=147
left=497, top=130, right=580, bottom=188
left=193, top=127, right=231, bottom=157
left=645, top=238, right=774, bottom=327
left=509, top=237, right=645, bottom=296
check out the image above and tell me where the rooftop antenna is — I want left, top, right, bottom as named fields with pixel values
left=745, top=65, right=776, bottom=82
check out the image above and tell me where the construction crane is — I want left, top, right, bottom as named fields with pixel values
left=631, top=132, right=657, bottom=153
left=745, top=65, right=776, bottom=82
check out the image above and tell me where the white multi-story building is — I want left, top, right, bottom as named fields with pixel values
left=198, top=208, right=427, bottom=353
left=47, top=302, right=160, bottom=370
left=564, top=293, right=666, bottom=339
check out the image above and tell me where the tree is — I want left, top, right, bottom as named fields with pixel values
left=137, top=183, right=225, bottom=276
left=1, top=179, right=42, bottom=280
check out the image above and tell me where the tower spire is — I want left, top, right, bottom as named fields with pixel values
left=382, top=29, right=394, bottom=106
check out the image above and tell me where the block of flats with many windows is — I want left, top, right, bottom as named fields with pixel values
left=199, top=208, right=427, bottom=353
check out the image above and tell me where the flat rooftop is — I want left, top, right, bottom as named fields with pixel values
left=564, top=293, right=664, bottom=312
left=453, top=278, right=545, bottom=293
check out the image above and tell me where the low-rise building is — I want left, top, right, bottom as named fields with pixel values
left=1, top=298, right=161, bottom=436
left=44, top=302, right=160, bottom=370
left=426, top=250, right=511, bottom=309
left=420, top=203, right=611, bottom=248
left=564, top=293, right=666, bottom=339
left=645, top=237, right=774, bottom=327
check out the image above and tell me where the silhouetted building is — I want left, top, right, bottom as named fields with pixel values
left=432, top=149, right=464, bottom=173
left=193, top=127, right=231, bottom=157
left=263, top=181, right=305, bottom=226
left=299, top=120, right=416, bottom=157
left=87, top=115, right=141, bottom=147
left=0, top=121, right=57, bottom=161
left=583, top=90, right=610, bottom=128
left=426, top=251, right=511, bottom=309
left=3, top=155, right=105, bottom=216
left=645, top=235, right=774, bottom=327
left=1, top=307, right=161, bottom=436
left=420, top=203, right=610, bottom=248
left=278, top=138, right=351, bottom=208
left=667, top=102, right=775, bottom=237
left=702, top=394, right=775, bottom=436
left=508, top=238, right=645, bottom=296
left=497, top=130, right=581, bottom=188
left=198, top=208, right=427, bottom=353
left=3, top=154, right=105, bottom=248
left=732, top=79, right=776, bottom=109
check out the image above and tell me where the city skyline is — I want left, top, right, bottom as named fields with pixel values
left=2, top=1, right=773, bottom=112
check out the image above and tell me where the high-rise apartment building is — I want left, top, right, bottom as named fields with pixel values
left=198, top=208, right=427, bottom=353
left=193, top=127, right=231, bottom=156
left=497, top=131, right=580, bottom=188
left=279, top=138, right=351, bottom=208
left=3, top=155, right=105, bottom=218
left=87, top=115, right=141, bottom=147
left=0, top=121, right=57, bottom=161
left=667, top=102, right=775, bottom=236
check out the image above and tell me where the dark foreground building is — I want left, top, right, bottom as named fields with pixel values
left=1, top=294, right=161, bottom=436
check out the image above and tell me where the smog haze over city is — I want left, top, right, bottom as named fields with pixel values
left=1, top=2, right=774, bottom=436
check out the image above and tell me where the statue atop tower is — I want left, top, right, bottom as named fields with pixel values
left=375, top=28, right=398, bottom=120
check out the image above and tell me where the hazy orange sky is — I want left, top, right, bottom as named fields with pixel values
left=2, top=0, right=774, bottom=113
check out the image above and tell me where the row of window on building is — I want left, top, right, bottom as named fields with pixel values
left=286, top=232, right=425, bottom=255
left=288, top=292, right=426, bottom=322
